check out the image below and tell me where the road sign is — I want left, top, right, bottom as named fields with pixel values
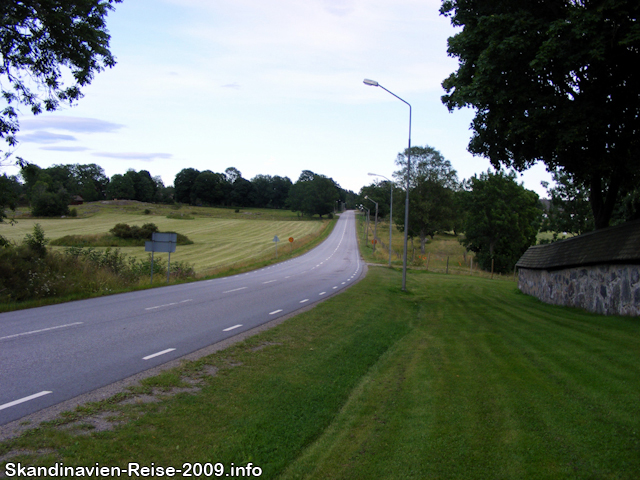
left=273, top=235, right=280, bottom=243
left=289, top=237, right=294, bottom=243
left=144, top=232, right=178, bottom=283
left=145, top=241, right=176, bottom=253
left=152, top=232, right=177, bottom=243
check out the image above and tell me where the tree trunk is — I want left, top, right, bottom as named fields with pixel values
left=590, top=173, right=622, bottom=230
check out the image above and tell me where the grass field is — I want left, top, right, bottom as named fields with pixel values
left=2, top=267, right=639, bottom=479
left=1, top=201, right=330, bottom=275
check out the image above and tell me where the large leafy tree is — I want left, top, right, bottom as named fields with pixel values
left=1, top=0, right=121, bottom=156
left=441, top=0, right=640, bottom=229
left=106, top=173, right=134, bottom=200
left=461, top=170, right=542, bottom=273
left=393, top=145, right=460, bottom=251
left=173, top=168, right=200, bottom=204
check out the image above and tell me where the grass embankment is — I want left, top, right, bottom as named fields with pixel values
left=3, top=268, right=639, bottom=479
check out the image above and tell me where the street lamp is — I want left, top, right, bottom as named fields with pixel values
left=364, top=196, right=379, bottom=254
left=363, top=78, right=412, bottom=290
left=368, top=173, right=393, bottom=267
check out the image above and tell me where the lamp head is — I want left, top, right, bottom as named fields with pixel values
left=363, top=79, right=379, bottom=87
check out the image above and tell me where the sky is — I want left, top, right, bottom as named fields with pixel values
left=6, top=0, right=553, bottom=196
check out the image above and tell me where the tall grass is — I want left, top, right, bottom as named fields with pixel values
left=0, top=230, right=195, bottom=307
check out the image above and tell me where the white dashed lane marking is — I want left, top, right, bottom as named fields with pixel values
left=223, top=324, right=243, bottom=332
left=143, top=348, right=176, bottom=360
left=0, top=391, right=52, bottom=411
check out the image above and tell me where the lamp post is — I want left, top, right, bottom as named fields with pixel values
left=363, top=79, right=411, bottom=290
left=362, top=205, right=370, bottom=246
left=364, top=196, right=379, bottom=254
left=369, top=173, right=393, bottom=267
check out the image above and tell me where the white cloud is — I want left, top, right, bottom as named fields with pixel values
left=20, top=116, right=124, bottom=133
left=20, top=131, right=77, bottom=144
left=92, top=152, right=173, bottom=161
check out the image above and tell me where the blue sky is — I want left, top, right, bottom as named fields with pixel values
left=7, top=0, right=552, bottom=196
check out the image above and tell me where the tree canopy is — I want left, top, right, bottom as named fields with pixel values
left=441, top=0, right=640, bottom=229
left=1, top=0, right=121, bottom=157
left=461, top=170, right=541, bottom=273
left=393, top=145, right=460, bottom=252
left=287, top=171, right=340, bottom=218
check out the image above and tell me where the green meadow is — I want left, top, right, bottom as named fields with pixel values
left=1, top=201, right=329, bottom=275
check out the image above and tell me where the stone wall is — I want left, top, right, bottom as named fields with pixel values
left=518, top=264, right=640, bottom=316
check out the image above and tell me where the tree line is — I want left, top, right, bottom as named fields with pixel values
left=0, top=163, right=356, bottom=219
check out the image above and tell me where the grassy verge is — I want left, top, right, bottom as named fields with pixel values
left=356, top=213, right=517, bottom=279
left=3, top=268, right=639, bottom=479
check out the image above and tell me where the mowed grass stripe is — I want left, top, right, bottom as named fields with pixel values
left=281, top=271, right=640, bottom=479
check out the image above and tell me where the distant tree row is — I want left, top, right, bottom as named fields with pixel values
left=173, top=167, right=293, bottom=209
left=0, top=162, right=357, bottom=220
left=174, top=167, right=355, bottom=218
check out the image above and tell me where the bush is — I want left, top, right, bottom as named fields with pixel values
left=109, top=223, right=158, bottom=240
left=23, top=223, right=48, bottom=258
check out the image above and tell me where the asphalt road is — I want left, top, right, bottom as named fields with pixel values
left=0, top=210, right=363, bottom=425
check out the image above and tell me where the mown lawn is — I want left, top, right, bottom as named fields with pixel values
left=3, top=268, right=638, bottom=479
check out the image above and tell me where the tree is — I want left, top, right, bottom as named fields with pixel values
left=106, top=174, right=134, bottom=200
left=174, top=168, right=200, bottom=204
left=393, top=145, right=460, bottom=252
left=441, top=0, right=640, bottom=229
left=30, top=181, right=70, bottom=217
left=394, top=145, right=459, bottom=190
left=359, top=182, right=395, bottom=219
left=192, top=170, right=229, bottom=206
left=461, top=170, right=542, bottom=273
left=125, top=169, right=156, bottom=203
left=288, top=171, right=339, bottom=218
left=0, top=174, right=19, bottom=226
left=1, top=0, right=121, bottom=157
left=72, top=164, right=108, bottom=201
left=230, top=177, right=255, bottom=207
left=541, top=169, right=594, bottom=236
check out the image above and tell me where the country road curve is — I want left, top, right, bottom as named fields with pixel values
left=0, top=210, right=364, bottom=426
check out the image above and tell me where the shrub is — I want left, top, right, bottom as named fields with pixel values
left=109, top=223, right=158, bottom=240
left=110, top=223, right=132, bottom=238
left=23, top=223, right=48, bottom=258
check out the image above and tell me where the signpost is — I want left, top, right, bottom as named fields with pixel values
left=273, top=235, right=280, bottom=258
left=145, top=232, right=178, bottom=283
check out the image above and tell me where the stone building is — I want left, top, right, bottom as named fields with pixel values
left=516, top=220, right=640, bottom=316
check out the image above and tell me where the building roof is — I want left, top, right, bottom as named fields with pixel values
left=516, top=219, right=640, bottom=270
